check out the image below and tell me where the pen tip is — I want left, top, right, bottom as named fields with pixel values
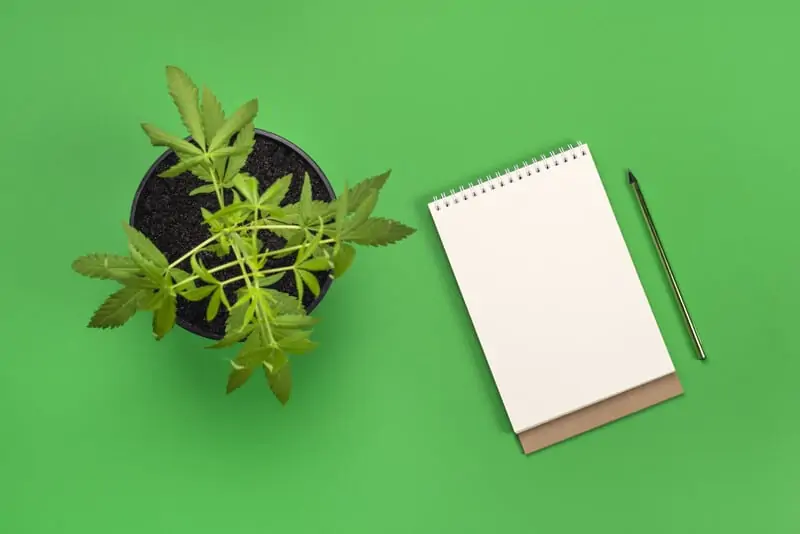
left=627, top=170, right=637, bottom=185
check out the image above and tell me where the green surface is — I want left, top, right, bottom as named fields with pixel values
left=2, top=1, right=798, bottom=532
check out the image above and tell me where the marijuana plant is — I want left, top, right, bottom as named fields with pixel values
left=72, top=66, right=416, bottom=403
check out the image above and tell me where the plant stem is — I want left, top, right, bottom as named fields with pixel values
left=231, top=242, right=277, bottom=347
left=220, top=265, right=295, bottom=287
left=167, top=234, right=221, bottom=270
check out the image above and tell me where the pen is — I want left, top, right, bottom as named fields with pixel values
left=628, top=170, right=707, bottom=361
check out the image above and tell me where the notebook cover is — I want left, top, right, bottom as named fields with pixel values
left=517, top=372, right=682, bottom=454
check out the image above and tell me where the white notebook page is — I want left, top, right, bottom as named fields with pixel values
left=429, top=145, right=675, bottom=435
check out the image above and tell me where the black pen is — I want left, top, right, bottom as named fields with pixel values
left=628, top=170, right=707, bottom=361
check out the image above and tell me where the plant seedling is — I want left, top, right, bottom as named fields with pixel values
left=72, top=66, right=416, bottom=404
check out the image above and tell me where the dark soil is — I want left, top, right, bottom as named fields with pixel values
left=130, top=131, right=335, bottom=339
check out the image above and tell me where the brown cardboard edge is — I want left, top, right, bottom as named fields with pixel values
left=517, top=372, right=683, bottom=454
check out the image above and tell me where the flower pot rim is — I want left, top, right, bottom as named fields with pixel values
left=129, top=128, right=336, bottom=340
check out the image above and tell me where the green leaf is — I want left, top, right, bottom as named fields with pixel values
left=346, top=170, right=390, bottom=213
left=232, top=173, right=260, bottom=205
left=152, top=293, right=176, bottom=340
left=166, top=66, right=205, bottom=148
left=224, top=121, right=255, bottom=181
left=347, top=190, right=377, bottom=231
left=343, top=218, right=417, bottom=247
left=227, top=301, right=249, bottom=332
left=171, top=268, right=192, bottom=284
left=300, top=173, right=313, bottom=218
left=206, top=288, right=222, bottom=321
left=217, top=285, right=231, bottom=310
left=120, top=275, right=159, bottom=290
left=209, top=144, right=251, bottom=159
left=296, top=222, right=325, bottom=264
left=332, top=243, right=356, bottom=278
left=278, top=330, right=318, bottom=355
left=208, top=99, right=258, bottom=152
left=141, top=123, right=202, bottom=156
left=257, top=271, right=286, bottom=287
left=189, top=184, right=216, bottom=197
left=180, top=284, right=216, bottom=302
left=273, top=314, right=318, bottom=328
left=264, top=353, right=291, bottom=405
left=207, top=328, right=251, bottom=349
left=72, top=254, right=140, bottom=280
left=123, top=223, right=168, bottom=268
left=298, top=270, right=321, bottom=297
left=137, top=289, right=165, bottom=311
left=190, top=253, right=217, bottom=284
left=201, top=85, right=225, bottom=143
left=335, top=180, right=349, bottom=236
left=88, top=286, right=145, bottom=329
left=262, top=289, right=303, bottom=315
left=158, top=154, right=207, bottom=178
left=293, top=270, right=304, bottom=302
left=259, top=174, right=293, bottom=206
left=300, top=256, right=330, bottom=272
left=226, top=364, right=254, bottom=394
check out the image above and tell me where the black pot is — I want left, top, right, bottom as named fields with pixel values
left=129, top=129, right=336, bottom=340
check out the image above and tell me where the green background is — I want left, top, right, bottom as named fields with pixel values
left=2, top=1, right=798, bottom=532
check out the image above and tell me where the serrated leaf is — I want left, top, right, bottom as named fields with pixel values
left=224, top=121, right=255, bottom=181
left=332, top=243, right=356, bottom=278
left=206, top=288, right=222, bottom=321
left=278, top=330, right=318, bottom=355
left=170, top=268, right=192, bottom=283
left=293, top=270, right=304, bottom=302
left=209, top=144, right=251, bottom=159
left=152, top=293, right=176, bottom=340
left=88, top=286, right=144, bottom=329
left=262, top=289, right=303, bottom=315
left=226, top=365, right=254, bottom=394
left=231, top=173, right=260, bottom=205
left=123, top=223, right=168, bottom=268
left=208, top=99, right=258, bottom=152
left=158, top=154, right=207, bottom=178
left=180, top=284, right=216, bottom=301
left=343, top=218, right=417, bottom=246
left=141, top=123, right=202, bottom=156
left=189, top=184, right=216, bottom=197
left=347, top=190, right=377, bottom=231
left=300, top=256, right=330, bottom=272
left=217, top=285, right=231, bottom=310
left=296, top=222, right=324, bottom=264
left=166, top=66, right=205, bottom=148
left=72, top=254, right=140, bottom=280
left=190, top=253, right=217, bottom=284
left=201, top=85, right=225, bottom=143
left=242, top=299, right=257, bottom=327
left=347, top=170, right=390, bottom=213
left=273, top=314, right=319, bottom=328
left=264, top=353, right=291, bottom=405
left=259, top=174, right=293, bottom=206
left=137, top=289, right=164, bottom=311
left=257, top=271, right=286, bottom=287
left=207, top=328, right=251, bottom=349
left=335, top=180, right=349, bottom=236
left=300, top=173, right=313, bottom=218
left=120, top=275, right=159, bottom=289
left=227, top=301, right=249, bottom=332
left=298, top=270, right=320, bottom=297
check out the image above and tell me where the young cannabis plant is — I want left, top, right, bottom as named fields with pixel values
left=72, top=66, right=416, bottom=403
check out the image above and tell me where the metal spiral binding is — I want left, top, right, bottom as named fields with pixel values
left=431, top=142, right=587, bottom=211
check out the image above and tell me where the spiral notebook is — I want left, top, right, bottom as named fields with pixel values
left=429, top=143, right=683, bottom=454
